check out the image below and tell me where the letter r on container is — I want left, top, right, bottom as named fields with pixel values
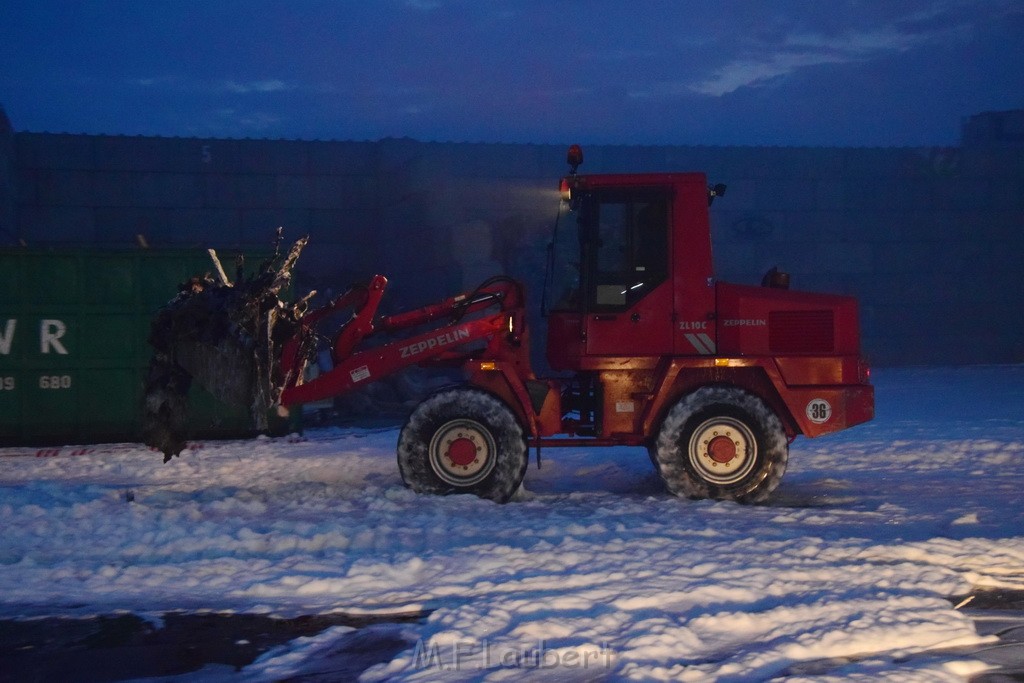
left=40, top=319, right=69, bottom=355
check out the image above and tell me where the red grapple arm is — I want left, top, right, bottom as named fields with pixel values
left=278, top=275, right=528, bottom=407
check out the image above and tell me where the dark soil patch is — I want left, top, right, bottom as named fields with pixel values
left=0, top=609, right=427, bottom=683
left=952, top=589, right=1024, bottom=683
left=953, top=589, right=1024, bottom=613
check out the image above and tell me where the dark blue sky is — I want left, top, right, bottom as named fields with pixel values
left=2, top=0, right=1022, bottom=146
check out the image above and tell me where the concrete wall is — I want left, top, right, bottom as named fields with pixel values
left=5, top=117, right=1024, bottom=367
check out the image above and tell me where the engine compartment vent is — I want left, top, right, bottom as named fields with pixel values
left=769, top=310, right=834, bottom=353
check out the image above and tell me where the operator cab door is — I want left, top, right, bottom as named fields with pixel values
left=581, top=188, right=673, bottom=356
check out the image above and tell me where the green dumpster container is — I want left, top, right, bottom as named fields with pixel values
left=0, top=248, right=286, bottom=446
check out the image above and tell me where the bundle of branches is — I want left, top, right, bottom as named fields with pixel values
left=142, top=231, right=311, bottom=461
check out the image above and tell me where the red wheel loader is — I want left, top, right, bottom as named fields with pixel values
left=145, top=145, right=874, bottom=504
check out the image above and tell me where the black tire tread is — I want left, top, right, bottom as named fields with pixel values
left=654, top=386, right=788, bottom=503
left=397, top=387, right=528, bottom=503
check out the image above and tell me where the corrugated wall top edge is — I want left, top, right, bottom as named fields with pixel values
left=0, top=246, right=260, bottom=258
left=12, top=130, right=944, bottom=153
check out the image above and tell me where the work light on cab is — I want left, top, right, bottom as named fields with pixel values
left=559, top=177, right=573, bottom=202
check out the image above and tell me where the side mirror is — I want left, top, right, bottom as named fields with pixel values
left=708, top=183, right=727, bottom=206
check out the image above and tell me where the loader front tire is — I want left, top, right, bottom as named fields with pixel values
left=398, top=388, right=528, bottom=503
left=654, top=386, right=788, bottom=504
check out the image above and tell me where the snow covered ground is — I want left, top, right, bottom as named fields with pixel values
left=1, top=366, right=1023, bottom=681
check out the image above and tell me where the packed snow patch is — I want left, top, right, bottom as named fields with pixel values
left=1, top=366, right=1023, bottom=680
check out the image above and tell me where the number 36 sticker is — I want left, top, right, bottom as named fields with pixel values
left=806, top=398, right=833, bottom=424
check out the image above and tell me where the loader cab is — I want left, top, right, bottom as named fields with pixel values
left=546, top=165, right=718, bottom=370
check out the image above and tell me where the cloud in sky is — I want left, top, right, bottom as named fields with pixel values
left=685, top=2, right=1000, bottom=97
left=686, top=27, right=921, bottom=97
left=404, top=0, right=443, bottom=10
left=222, top=80, right=291, bottom=95
left=686, top=53, right=848, bottom=97
left=131, top=76, right=298, bottom=96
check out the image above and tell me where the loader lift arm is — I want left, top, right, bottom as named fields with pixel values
left=278, top=274, right=529, bottom=407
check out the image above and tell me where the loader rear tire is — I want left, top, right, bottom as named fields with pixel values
left=653, top=386, right=788, bottom=504
left=397, top=388, right=528, bottom=503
